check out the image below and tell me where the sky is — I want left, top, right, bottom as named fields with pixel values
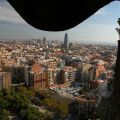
left=0, top=0, right=120, bottom=44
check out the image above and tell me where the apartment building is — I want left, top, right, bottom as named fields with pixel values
left=0, top=72, right=11, bottom=90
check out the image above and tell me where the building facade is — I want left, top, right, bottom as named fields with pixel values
left=4, top=65, right=26, bottom=84
left=47, top=68, right=55, bottom=87
left=77, top=63, right=92, bottom=83
left=29, top=70, right=47, bottom=90
left=0, top=72, right=11, bottom=90
left=62, top=67, right=77, bottom=83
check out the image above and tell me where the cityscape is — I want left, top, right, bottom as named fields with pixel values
left=0, top=32, right=117, bottom=120
left=0, top=1, right=120, bottom=120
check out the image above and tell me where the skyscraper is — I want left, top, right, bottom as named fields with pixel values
left=64, top=33, right=69, bottom=49
left=43, top=37, right=46, bottom=44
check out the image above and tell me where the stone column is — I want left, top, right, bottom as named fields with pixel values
left=113, top=18, right=120, bottom=119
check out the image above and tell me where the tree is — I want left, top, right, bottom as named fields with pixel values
left=0, top=98, right=10, bottom=109
left=19, top=109, right=26, bottom=119
left=56, top=103, right=68, bottom=118
left=19, top=106, right=41, bottom=120
left=12, top=93, right=30, bottom=111
left=41, top=111, right=53, bottom=120
left=17, top=86, right=35, bottom=99
left=43, top=98, right=57, bottom=109
left=0, top=109, right=10, bottom=120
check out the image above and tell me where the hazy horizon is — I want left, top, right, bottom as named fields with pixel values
left=0, top=0, right=120, bottom=44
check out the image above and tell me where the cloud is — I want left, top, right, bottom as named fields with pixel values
left=95, top=8, right=106, bottom=15
left=0, top=0, right=26, bottom=24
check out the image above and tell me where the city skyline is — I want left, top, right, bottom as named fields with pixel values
left=0, top=0, right=120, bottom=44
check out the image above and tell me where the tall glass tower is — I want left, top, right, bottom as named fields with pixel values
left=64, top=33, right=69, bottom=49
